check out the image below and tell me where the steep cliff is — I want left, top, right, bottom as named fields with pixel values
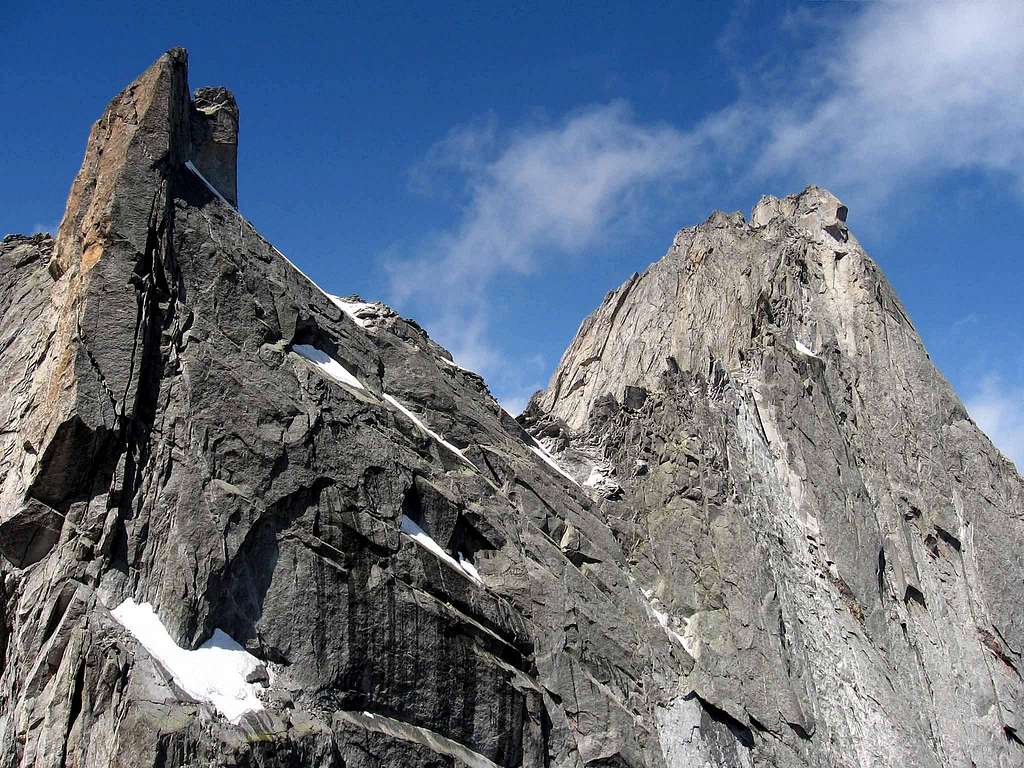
left=1, top=50, right=1021, bottom=768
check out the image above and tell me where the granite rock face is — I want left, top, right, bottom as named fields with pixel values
left=530, top=190, right=1024, bottom=766
left=1, top=50, right=1021, bottom=768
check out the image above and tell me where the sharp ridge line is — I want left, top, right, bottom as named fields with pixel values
left=184, top=161, right=343, bottom=311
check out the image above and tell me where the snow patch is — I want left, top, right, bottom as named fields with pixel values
left=293, top=347, right=483, bottom=475
left=382, top=393, right=475, bottom=469
left=111, top=599, right=266, bottom=724
left=293, top=344, right=365, bottom=390
left=330, top=296, right=375, bottom=328
left=458, top=552, right=481, bottom=582
left=580, top=462, right=623, bottom=497
left=399, top=515, right=483, bottom=584
left=439, top=356, right=476, bottom=374
left=794, top=339, right=818, bottom=358
left=640, top=590, right=695, bottom=655
left=529, top=441, right=580, bottom=486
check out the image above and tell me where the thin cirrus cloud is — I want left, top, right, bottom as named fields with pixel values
left=750, top=0, right=1024, bottom=203
left=390, top=102, right=695, bottom=304
left=387, top=102, right=697, bottom=409
left=387, top=0, right=1024, bottom=439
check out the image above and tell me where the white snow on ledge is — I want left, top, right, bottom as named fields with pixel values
left=293, top=344, right=365, bottom=390
left=794, top=339, right=818, bottom=358
left=640, top=588, right=694, bottom=655
left=438, top=356, right=476, bottom=374
left=329, top=296, right=374, bottom=329
left=399, top=515, right=483, bottom=585
left=291, top=344, right=482, bottom=476
left=383, top=393, right=476, bottom=469
left=111, top=599, right=266, bottom=723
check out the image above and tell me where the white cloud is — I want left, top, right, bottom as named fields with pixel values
left=750, top=0, right=1024, bottom=200
left=966, top=376, right=1024, bottom=470
left=391, top=102, right=693, bottom=301
left=388, top=103, right=696, bottom=408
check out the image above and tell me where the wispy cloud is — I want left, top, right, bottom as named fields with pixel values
left=388, top=1, right=1024, bottom=421
left=388, top=103, right=696, bottom=409
left=966, top=376, right=1024, bottom=470
left=391, top=102, right=693, bottom=301
left=747, top=0, right=1024, bottom=202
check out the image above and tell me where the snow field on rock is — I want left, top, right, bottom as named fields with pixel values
left=293, top=344, right=365, bottom=389
left=111, top=599, right=266, bottom=723
left=528, top=440, right=580, bottom=486
left=329, top=296, right=375, bottom=328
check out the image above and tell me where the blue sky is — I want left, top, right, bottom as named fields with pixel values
left=3, top=1, right=1023, bottom=467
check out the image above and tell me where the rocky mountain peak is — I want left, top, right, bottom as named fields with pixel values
left=50, top=48, right=240, bottom=278
left=536, top=184, right=877, bottom=432
left=527, top=173, right=1024, bottom=766
left=2, top=50, right=1023, bottom=768
left=750, top=185, right=849, bottom=233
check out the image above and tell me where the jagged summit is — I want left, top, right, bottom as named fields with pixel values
left=536, top=184, right=877, bottom=430
left=751, top=185, right=848, bottom=229
left=2, top=49, right=1023, bottom=768
left=50, top=48, right=238, bottom=276
left=693, top=185, right=848, bottom=232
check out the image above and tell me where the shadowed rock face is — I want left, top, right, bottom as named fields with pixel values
left=191, top=86, right=239, bottom=206
left=0, top=49, right=1021, bottom=768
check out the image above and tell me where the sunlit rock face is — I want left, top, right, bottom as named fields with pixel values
left=1, top=49, right=1022, bottom=768
left=528, top=186, right=1024, bottom=766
